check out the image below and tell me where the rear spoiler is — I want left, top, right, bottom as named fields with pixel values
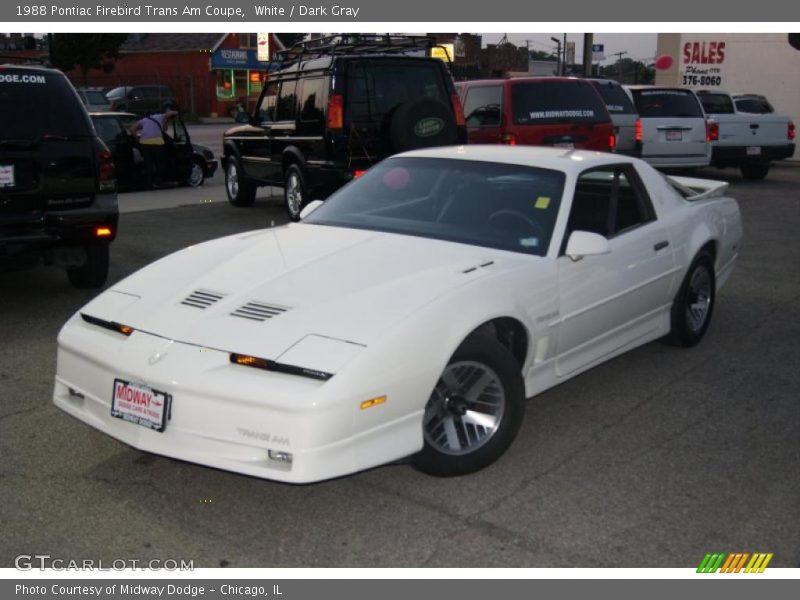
left=667, top=175, right=730, bottom=201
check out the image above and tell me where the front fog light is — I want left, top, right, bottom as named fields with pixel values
left=268, top=450, right=293, bottom=464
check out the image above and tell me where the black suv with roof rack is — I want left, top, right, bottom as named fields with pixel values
left=223, top=34, right=467, bottom=220
left=1, top=62, right=118, bottom=288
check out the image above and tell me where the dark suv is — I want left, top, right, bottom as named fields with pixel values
left=223, top=35, right=467, bottom=220
left=0, top=63, right=118, bottom=288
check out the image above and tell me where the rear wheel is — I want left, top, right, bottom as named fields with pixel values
left=67, top=245, right=109, bottom=289
left=284, top=164, right=307, bottom=222
left=740, top=163, right=770, bottom=180
left=413, top=336, right=525, bottom=477
left=225, top=156, right=256, bottom=206
left=665, top=251, right=715, bottom=347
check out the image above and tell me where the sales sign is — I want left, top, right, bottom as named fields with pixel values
left=680, top=39, right=727, bottom=88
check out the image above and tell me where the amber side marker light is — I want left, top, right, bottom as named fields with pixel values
left=231, top=353, right=271, bottom=370
left=360, top=395, right=386, bottom=410
left=80, top=313, right=134, bottom=336
left=230, top=353, right=333, bottom=381
left=94, top=226, right=113, bottom=238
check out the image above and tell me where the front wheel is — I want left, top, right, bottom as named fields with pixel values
left=413, top=336, right=525, bottom=477
left=184, top=159, right=205, bottom=187
left=664, top=251, right=716, bottom=347
left=225, top=156, right=256, bottom=206
left=284, top=165, right=307, bottom=222
left=740, top=163, right=770, bottom=180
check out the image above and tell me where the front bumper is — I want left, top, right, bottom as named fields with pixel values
left=203, top=158, right=218, bottom=178
left=53, top=313, right=423, bottom=484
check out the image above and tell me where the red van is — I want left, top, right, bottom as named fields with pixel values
left=456, top=77, right=616, bottom=151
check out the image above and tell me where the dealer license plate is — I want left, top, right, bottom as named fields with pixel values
left=111, top=378, right=171, bottom=432
left=0, top=165, right=15, bottom=188
left=666, top=130, right=683, bottom=141
left=746, top=146, right=762, bottom=156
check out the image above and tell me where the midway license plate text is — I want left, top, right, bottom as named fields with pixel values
left=111, top=378, right=171, bottom=432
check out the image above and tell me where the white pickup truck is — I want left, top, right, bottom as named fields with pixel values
left=697, top=90, right=795, bottom=179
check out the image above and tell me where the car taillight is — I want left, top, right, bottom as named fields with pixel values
left=706, top=120, right=719, bottom=142
left=789, top=121, right=795, bottom=141
left=451, top=93, right=465, bottom=127
left=327, top=93, right=343, bottom=129
left=95, top=141, right=116, bottom=192
left=609, top=133, right=616, bottom=151
left=353, top=169, right=366, bottom=178
left=635, top=118, right=642, bottom=143
left=500, top=133, right=516, bottom=145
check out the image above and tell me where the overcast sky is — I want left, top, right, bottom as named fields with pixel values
left=481, top=33, right=658, bottom=64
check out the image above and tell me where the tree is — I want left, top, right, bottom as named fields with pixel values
left=598, top=57, right=654, bottom=84
left=275, top=33, right=307, bottom=50
left=50, top=34, right=128, bottom=85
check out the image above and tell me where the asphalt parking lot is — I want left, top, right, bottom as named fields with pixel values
left=1, top=156, right=798, bottom=568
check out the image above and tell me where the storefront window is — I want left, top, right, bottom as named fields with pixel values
left=215, top=70, right=235, bottom=99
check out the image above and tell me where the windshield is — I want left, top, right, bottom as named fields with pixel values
left=305, top=157, right=566, bottom=256
left=511, top=81, right=609, bottom=125
left=631, top=89, right=704, bottom=118
left=0, top=70, right=92, bottom=139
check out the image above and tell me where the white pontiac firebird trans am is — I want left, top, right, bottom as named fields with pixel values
left=53, top=146, right=742, bottom=483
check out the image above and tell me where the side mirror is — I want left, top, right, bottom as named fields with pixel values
left=234, top=111, right=251, bottom=124
left=565, top=230, right=610, bottom=261
left=299, top=199, right=324, bottom=220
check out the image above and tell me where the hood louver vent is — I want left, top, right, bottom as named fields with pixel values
left=231, top=301, right=289, bottom=322
left=181, top=289, right=225, bottom=309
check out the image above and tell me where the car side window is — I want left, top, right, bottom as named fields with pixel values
left=463, top=85, right=502, bottom=127
left=299, top=78, right=325, bottom=123
left=257, top=82, right=278, bottom=124
left=171, top=119, right=189, bottom=143
left=275, top=80, right=298, bottom=121
left=567, top=165, right=656, bottom=242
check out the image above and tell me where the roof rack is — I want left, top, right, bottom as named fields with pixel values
left=275, top=34, right=442, bottom=65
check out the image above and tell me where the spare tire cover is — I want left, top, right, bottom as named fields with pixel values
left=389, top=98, right=459, bottom=152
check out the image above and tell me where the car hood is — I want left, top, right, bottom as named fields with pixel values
left=82, top=223, right=530, bottom=363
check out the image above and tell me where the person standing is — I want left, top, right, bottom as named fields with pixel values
left=128, top=103, right=179, bottom=189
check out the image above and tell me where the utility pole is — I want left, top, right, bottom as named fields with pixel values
left=562, top=33, right=567, bottom=75
left=612, top=50, right=628, bottom=82
left=550, top=37, right=562, bottom=77
left=582, top=33, right=593, bottom=77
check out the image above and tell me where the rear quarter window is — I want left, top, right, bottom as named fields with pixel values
left=511, top=81, right=609, bottom=125
left=592, top=82, right=637, bottom=115
left=632, top=89, right=704, bottom=118
left=0, top=70, right=91, bottom=139
left=463, top=85, right=502, bottom=127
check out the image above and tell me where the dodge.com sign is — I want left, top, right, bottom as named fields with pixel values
left=681, top=39, right=726, bottom=88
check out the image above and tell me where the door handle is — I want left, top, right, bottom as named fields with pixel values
left=654, top=240, right=669, bottom=251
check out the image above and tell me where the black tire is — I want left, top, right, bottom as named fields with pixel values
left=225, top=155, right=256, bottom=206
left=413, top=335, right=525, bottom=477
left=284, top=164, right=307, bottom=222
left=182, top=158, right=205, bottom=187
left=740, top=163, right=770, bottom=180
left=388, top=98, right=459, bottom=153
left=67, top=245, right=109, bottom=289
left=664, top=251, right=716, bottom=347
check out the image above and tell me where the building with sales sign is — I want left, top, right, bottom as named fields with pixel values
left=655, top=33, right=799, bottom=159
